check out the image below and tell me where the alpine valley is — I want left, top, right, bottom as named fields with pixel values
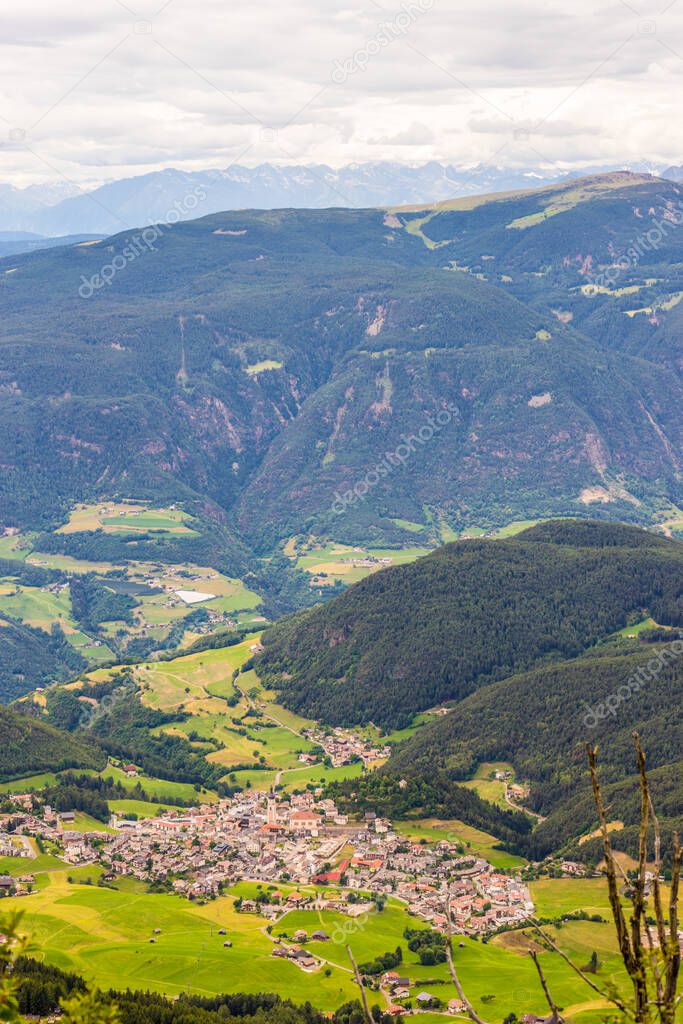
left=0, top=170, right=681, bottom=1024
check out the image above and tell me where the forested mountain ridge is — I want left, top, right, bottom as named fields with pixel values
left=385, top=643, right=683, bottom=856
left=0, top=704, right=106, bottom=780
left=257, top=521, right=683, bottom=729
left=0, top=172, right=681, bottom=553
left=0, top=617, right=87, bottom=703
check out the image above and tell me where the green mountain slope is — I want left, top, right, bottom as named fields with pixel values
left=257, top=522, right=683, bottom=729
left=0, top=618, right=87, bottom=703
left=0, top=173, right=681, bottom=550
left=0, top=704, right=106, bottom=781
left=397, top=171, right=683, bottom=371
left=386, top=644, right=683, bottom=855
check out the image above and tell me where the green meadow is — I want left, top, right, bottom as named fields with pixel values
left=460, top=762, right=515, bottom=809
left=1, top=508, right=263, bottom=662
left=58, top=502, right=197, bottom=536
left=3, top=874, right=630, bottom=1021
left=4, top=875, right=357, bottom=1009
left=290, top=541, right=432, bottom=587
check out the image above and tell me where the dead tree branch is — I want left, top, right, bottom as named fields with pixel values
left=346, top=944, right=373, bottom=1024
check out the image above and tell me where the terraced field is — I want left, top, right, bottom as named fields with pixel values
left=81, top=639, right=362, bottom=791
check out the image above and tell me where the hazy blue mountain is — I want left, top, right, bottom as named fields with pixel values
left=0, top=160, right=670, bottom=236
left=0, top=232, right=100, bottom=258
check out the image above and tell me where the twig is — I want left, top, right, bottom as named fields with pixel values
left=529, top=921, right=632, bottom=1019
left=346, top=944, right=373, bottom=1024
left=444, top=939, right=491, bottom=1024
left=529, top=949, right=564, bottom=1023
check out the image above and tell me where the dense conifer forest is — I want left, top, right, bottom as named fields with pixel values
left=259, top=522, right=683, bottom=728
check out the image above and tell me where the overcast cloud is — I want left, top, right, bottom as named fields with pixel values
left=1, top=0, right=682, bottom=187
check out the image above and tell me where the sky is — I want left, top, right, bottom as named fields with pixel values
left=1, top=0, right=682, bottom=187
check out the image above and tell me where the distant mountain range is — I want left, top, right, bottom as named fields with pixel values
left=0, top=160, right=674, bottom=237
left=0, top=231, right=100, bottom=259
left=0, top=171, right=681, bottom=553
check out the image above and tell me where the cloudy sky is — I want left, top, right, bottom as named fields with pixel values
left=1, top=0, right=682, bottom=187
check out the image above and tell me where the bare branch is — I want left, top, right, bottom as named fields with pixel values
left=529, top=949, right=564, bottom=1023
left=444, top=938, right=491, bottom=1024
left=529, top=921, right=632, bottom=1019
left=662, top=833, right=681, bottom=1023
left=587, top=744, right=637, bottom=978
left=631, top=733, right=651, bottom=1017
left=346, top=944, right=372, bottom=1024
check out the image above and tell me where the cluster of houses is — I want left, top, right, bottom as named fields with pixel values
left=0, top=831, right=31, bottom=858
left=381, top=974, right=467, bottom=1016
left=104, top=794, right=534, bottom=936
left=1, top=788, right=534, bottom=941
left=300, top=726, right=391, bottom=768
left=95, top=792, right=360, bottom=897
left=271, top=932, right=329, bottom=972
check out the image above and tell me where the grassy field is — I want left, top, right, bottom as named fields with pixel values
left=460, top=762, right=514, bottom=809
left=63, top=812, right=116, bottom=834
left=8, top=512, right=263, bottom=658
left=0, top=772, right=60, bottom=793
left=389, top=518, right=427, bottom=534
left=136, top=639, right=262, bottom=713
left=0, top=583, right=74, bottom=632
left=491, top=519, right=542, bottom=538
left=530, top=877, right=613, bottom=918
left=26, top=552, right=120, bottom=574
left=379, top=711, right=441, bottom=746
left=0, top=532, right=34, bottom=560
left=101, top=765, right=218, bottom=805
left=2, top=873, right=630, bottom=1021
left=109, top=798, right=181, bottom=818
left=286, top=523, right=551, bottom=590
left=0, top=579, right=116, bottom=661
left=57, top=502, right=197, bottom=536
left=245, top=360, right=283, bottom=375
left=0, top=852, right=67, bottom=876
left=615, top=616, right=662, bottom=638
left=3, top=875, right=357, bottom=1009
left=290, top=541, right=432, bottom=586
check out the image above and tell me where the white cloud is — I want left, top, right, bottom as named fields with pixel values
left=0, top=0, right=682, bottom=186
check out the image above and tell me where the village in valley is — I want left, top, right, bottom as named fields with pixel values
left=0, top=580, right=610, bottom=1020
left=0, top=784, right=534, bottom=934
left=0, top=780, right=544, bottom=1015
